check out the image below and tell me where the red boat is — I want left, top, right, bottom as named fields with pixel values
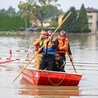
left=21, top=67, right=82, bottom=86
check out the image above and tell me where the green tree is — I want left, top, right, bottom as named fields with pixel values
left=18, top=0, right=60, bottom=30
left=0, top=9, right=6, bottom=15
left=0, top=15, right=29, bottom=31
left=6, top=6, right=16, bottom=16
left=61, top=7, right=79, bottom=33
left=77, top=4, right=90, bottom=33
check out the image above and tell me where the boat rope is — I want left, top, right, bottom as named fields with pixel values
left=42, top=70, right=66, bottom=86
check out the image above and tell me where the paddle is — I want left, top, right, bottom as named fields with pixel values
left=12, top=12, right=72, bottom=83
left=67, top=51, right=77, bottom=73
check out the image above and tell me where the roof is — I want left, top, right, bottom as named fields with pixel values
left=86, top=7, right=98, bottom=12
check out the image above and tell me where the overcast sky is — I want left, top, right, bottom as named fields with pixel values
left=0, top=0, right=97, bottom=12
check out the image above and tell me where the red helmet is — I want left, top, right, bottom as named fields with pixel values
left=46, top=30, right=53, bottom=36
left=60, top=30, right=66, bottom=36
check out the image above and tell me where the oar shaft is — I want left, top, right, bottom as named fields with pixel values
left=67, top=52, right=77, bottom=73
left=19, top=45, right=32, bottom=66
left=12, top=51, right=38, bottom=83
left=51, top=12, right=72, bottom=37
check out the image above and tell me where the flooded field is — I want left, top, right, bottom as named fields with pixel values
left=0, top=32, right=98, bottom=98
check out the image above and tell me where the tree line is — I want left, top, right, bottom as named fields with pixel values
left=0, top=15, right=30, bottom=31
left=0, top=0, right=91, bottom=33
left=61, top=4, right=91, bottom=33
left=0, top=6, right=30, bottom=31
left=18, top=0, right=90, bottom=33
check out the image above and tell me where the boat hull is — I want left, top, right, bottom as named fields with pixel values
left=21, top=67, right=82, bottom=86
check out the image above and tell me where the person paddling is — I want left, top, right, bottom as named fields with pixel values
left=39, top=30, right=57, bottom=71
left=32, top=30, right=47, bottom=69
left=55, top=30, right=73, bottom=62
left=54, top=30, right=73, bottom=71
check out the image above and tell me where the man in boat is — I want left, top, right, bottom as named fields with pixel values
left=53, top=53, right=66, bottom=72
left=39, top=30, right=57, bottom=71
left=55, top=30, right=73, bottom=62
left=32, top=30, right=47, bottom=69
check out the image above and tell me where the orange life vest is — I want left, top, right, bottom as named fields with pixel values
left=56, top=36, right=69, bottom=54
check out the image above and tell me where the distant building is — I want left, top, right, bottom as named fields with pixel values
left=86, top=7, right=98, bottom=33
left=37, top=17, right=53, bottom=28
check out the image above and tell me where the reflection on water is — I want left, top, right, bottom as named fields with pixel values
left=19, top=78, right=80, bottom=97
left=0, top=33, right=98, bottom=98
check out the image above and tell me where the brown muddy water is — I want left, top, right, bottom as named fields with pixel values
left=0, top=32, right=98, bottom=98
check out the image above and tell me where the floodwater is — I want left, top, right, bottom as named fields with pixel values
left=0, top=32, right=98, bottom=98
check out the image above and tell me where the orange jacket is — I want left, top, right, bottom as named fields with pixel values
left=56, top=36, right=69, bottom=54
